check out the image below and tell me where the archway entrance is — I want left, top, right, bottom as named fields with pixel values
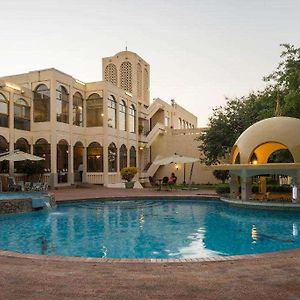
left=74, top=142, right=84, bottom=182
left=57, top=140, right=69, bottom=183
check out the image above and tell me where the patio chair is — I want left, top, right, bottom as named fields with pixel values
left=41, top=182, right=49, bottom=192
left=17, top=181, right=25, bottom=192
left=8, top=177, right=21, bottom=192
left=149, top=176, right=160, bottom=189
left=32, top=182, right=43, bottom=192
left=24, top=182, right=32, bottom=191
left=161, top=176, right=170, bottom=191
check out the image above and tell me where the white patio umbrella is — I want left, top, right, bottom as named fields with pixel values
left=0, top=150, right=45, bottom=162
left=153, top=153, right=200, bottom=186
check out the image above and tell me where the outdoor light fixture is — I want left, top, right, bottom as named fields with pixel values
left=75, top=79, right=86, bottom=86
left=5, top=83, right=21, bottom=91
left=175, top=164, right=179, bottom=170
left=252, top=160, right=258, bottom=165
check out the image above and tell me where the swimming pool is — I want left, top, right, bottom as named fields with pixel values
left=0, top=199, right=299, bottom=259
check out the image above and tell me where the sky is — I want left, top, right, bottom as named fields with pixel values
left=1, top=0, right=300, bottom=126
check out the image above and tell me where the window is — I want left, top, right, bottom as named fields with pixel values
left=179, top=118, right=182, bottom=129
left=73, top=92, right=83, bottom=126
left=108, top=95, right=117, bottom=128
left=108, top=142, right=117, bottom=172
left=143, top=68, right=149, bottom=99
left=56, top=85, right=69, bottom=123
left=129, top=104, right=136, bottom=133
left=119, top=100, right=126, bottom=131
left=33, top=139, right=51, bottom=172
left=0, top=93, right=8, bottom=128
left=14, top=98, right=30, bottom=131
left=164, top=111, right=170, bottom=127
left=86, top=93, right=103, bottom=127
left=87, top=142, right=103, bottom=172
left=130, top=146, right=136, bottom=167
left=119, top=144, right=127, bottom=170
left=120, top=61, right=132, bottom=92
left=33, top=84, right=50, bottom=122
left=137, top=63, right=142, bottom=97
left=105, top=63, right=117, bottom=86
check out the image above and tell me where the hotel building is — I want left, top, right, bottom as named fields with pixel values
left=0, top=50, right=216, bottom=188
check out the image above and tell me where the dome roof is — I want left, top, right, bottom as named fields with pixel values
left=233, top=117, right=300, bottom=163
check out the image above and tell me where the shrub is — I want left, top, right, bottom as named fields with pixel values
left=215, top=184, right=230, bottom=194
left=213, top=170, right=230, bottom=183
left=267, top=184, right=291, bottom=193
left=120, top=167, right=138, bottom=182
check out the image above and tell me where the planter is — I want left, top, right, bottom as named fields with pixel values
left=125, top=181, right=135, bottom=189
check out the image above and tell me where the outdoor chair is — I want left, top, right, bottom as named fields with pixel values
left=32, top=182, right=43, bottom=192
left=24, top=182, right=32, bottom=191
left=149, top=176, right=160, bottom=189
left=17, top=181, right=25, bottom=192
left=41, top=182, right=49, bottom=192
left=161, top=176, right=170, bottom=191
left=8, top=177, right=21, bottom=192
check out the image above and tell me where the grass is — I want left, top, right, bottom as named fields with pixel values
left=172, top=183, right=222, bottom=190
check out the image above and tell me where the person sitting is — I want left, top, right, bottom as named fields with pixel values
left=168, top=173, right=177, bottom=189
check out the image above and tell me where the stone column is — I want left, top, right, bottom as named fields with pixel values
left=241, top=176, right=252, bottom=201
left=82, top=146, right=87, bottom=183
left=292, top=170, right=300, bottom=203
left=68, top=144, right=73, bottom=184
left=229, top=174, right=239, bottom=199
left=259, top=176, right=267, bottom=194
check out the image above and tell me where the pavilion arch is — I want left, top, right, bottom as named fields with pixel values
left=87, top=142, right=103, bottom=172
left=231, top=145, right=240, bottom=164
left=248, top=142, right=294, bottom=164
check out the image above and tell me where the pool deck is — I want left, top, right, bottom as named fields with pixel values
left=1, top=186, right=300, bottom=299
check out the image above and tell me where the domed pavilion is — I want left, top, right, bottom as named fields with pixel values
left=215, top=117, right=300, bottom=202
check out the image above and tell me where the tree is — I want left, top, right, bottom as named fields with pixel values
left=213, top=170, right=229, bottom=183
left=198, top=44, right=300, bottom=165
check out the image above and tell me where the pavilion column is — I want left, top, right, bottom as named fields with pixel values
left=241, top=172, right=252, bottom=201
left=292, top=170, right=300, bottom=203
left=229, top=174, right=239, bottom=199
left=259, top=176, right=267, bottom=194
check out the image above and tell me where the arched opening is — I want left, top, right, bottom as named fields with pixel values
left=0, top=136, right=9, bottom=173
left=108, top=95, right=117, bottom=128
left=86, top=93, right=103, bottom=127
left=56, top=85, right=69, bottom=123
left=57, top=140, right=69, bottom=183
left=87, top=142, right=103, bottom=172
left=129, top=104, right=136, bottom=133
left=33, top=138, right=50, bottom=172
left=73, top=141, right=84, bottom=181
left=14, top=138, right=30, bottom=173
left=120, top=61, right=132, bottom=92
left=119, top=144, right=127, bottom=170
left=105, top=63, right=117, bottom=86
left=33, top=84, right=50, bottom=122
left=130, top=146, right=136, bottom=167
left=14, top=98, right=30, bottom=131
left=248, top=142, right=293, bottom=164
left=119, top=100, right=126, bottom=131
left=0, top=93, right=9, bottom=128
left=73, top=92, right=83, bottom=126
left=108, top=143, right=117, bottom=172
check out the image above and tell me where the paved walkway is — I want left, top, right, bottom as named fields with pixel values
left=1, top=187, right=300, bottom=299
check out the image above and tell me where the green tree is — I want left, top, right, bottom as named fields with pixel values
left=198, top=43, right=300, bottom=165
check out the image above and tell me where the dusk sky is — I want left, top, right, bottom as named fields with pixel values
left=1, top=0, right=299, bottom=126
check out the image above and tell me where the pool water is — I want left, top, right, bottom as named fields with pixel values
left=0, top=200, right=299, bottom=259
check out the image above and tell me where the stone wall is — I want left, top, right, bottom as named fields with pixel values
left=0, top=198, right=32, bottom=214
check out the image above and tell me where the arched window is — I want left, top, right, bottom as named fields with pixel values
left=73, top=141, right=84, bottom=173
left=120, top=61, right=132, bottom=92
left=105, top=63, right=117, bottom=86
left=129, top=104, right=136, bottom=133
left=33, top=138, right=51, bottom=172
left=73, top=92, right=83, bottom=126
left=179, top=118, right=182, bottom=129
left=130, top=146, right=136, bottom=167
left=119, top=144, right=127, bottom=170
left=0, top=135, right=9, bottom=173
left=56, top=85, right=69, bottom=123
left=33, top=84, right=50, bottom=122
left=137, top=63, right=142, bottom=98
left=57, top=140, right=69, bottom=183
left=14, top=98, right=30, bottom=131
left=86, top=93, right=103, bottom=127
left=108, top=95, right=117, bottom=128
left=87, top=142, right=103, bottom=172
left=108, top=142, right=117, bottom=172
left=119, top=100, right=126, bottom=131
left=14, top=138, right=30, bottom=173
left=0, top=93, right=9, bottom=128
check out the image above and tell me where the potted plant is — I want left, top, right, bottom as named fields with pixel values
left=120, top=167, right=138, bottom=189
left=138, top=124, right=144, bottom=134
